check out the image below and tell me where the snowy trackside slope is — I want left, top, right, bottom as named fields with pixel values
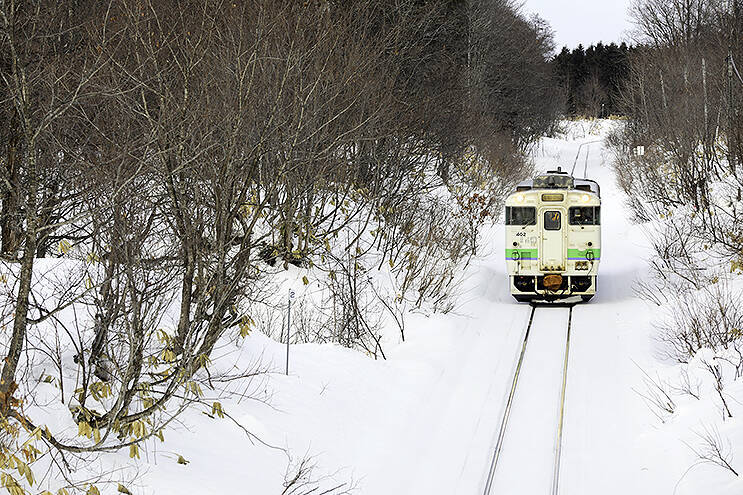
left=131, top=120, right=741, bottom=494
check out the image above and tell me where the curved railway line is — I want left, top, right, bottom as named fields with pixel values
left=570, top=139, right=602, bottom=177
left=482, top=303, right=575, bottom=495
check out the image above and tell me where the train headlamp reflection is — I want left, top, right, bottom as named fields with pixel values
left=515, top=194, right=525, bottom=203
left=580, top=194, right=590, bottom=203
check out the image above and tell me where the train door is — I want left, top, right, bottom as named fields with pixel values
left=540, top=208, right=566, bottom=271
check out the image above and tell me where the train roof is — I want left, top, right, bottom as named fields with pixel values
left=513, top=167, right=600, bottom=197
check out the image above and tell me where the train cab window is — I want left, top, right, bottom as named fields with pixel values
left=506, top=207, right=536, bottom=226
left=544, top=211, right=562, bottom=230
left=569, top=206, right=601, bottom=226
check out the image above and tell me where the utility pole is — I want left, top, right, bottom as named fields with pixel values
left=728, top=52, right=736, bottom=173
left=286, top=289, right=295, bottom=375
left=728, top=0, right=738, bottom=175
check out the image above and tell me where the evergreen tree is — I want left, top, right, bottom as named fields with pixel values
left=551, top=42, right=633, bottom=117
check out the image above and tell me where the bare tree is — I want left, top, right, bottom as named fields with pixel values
left=0, top=0, right=559, bottom=490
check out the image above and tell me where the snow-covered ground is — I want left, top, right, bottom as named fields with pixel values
left=122, top=120, right=743, bottom=494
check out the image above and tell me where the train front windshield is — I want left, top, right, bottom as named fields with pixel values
left=506, top=207, right=536, bottom=226
left=569, top=206, right=601, bottom=225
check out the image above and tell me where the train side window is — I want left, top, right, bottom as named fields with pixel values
left=544, top=211, right=562, bottom=230
left=506, top=207, right=536, bottom=226
left=569, top=206, right=600, bottom=225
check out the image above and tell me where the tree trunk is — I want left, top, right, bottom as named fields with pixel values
left=173, top=251, right=195, bottom=355
left=1, top=116, right=20, bottom=256
left=0, top=136, right=38, bottom=399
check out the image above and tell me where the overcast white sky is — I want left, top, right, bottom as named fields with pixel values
left=521, top=0, right=635, bottom=51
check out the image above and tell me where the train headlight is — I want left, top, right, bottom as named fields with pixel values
left=580, top=194, right=590, bottom=203
left=516, top=194, right=525, bottom=203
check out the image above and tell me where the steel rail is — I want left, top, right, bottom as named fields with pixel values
left=570, top=140, right=603, bottom=176
left=551, top=306, right=573, bottom=495
left=482, top=305, right=536, bottom=494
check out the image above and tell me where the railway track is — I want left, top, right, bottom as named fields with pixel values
left=482, top=303, right=574, bottom=495
left=570, top=140, right=602, bottom=177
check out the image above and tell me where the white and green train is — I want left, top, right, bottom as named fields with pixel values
left=505, top=168, right=601, bottom=302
